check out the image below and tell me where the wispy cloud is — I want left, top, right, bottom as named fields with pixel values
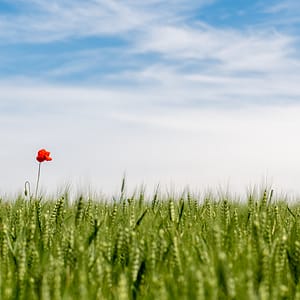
left=0, top=0, right=214, bottom=43
left=264, top=0, right=300, bottom=14
left=261, top=0, right=300, bottom=28
left=1, top=0, right=299, bottom=92
left=2, top=1, right=299, bottom=88
left=134, top=25, right=295, bottom=72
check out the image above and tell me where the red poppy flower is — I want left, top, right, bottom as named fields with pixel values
left=36, top=149, right=52, bottom=163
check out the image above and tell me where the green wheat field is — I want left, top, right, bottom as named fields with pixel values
left=1, top=186, right=300, bottom=300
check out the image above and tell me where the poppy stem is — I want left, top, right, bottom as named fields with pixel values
left=35, top=162, right=41, bottom=199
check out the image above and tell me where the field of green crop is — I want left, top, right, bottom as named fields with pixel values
left=0, top=188, right=300, bottom=299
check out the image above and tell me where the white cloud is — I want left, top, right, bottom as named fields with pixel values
left=0, top=0, right=213, bottom=43
left=1, top=82, right=300, bottom=197
left=134, top=24, right=296, bottom=73
left=264, top=0, right=300, bottom=14
left=1, top=0, right=299, bottom=92
left=260, top=0, right=300, bottom=27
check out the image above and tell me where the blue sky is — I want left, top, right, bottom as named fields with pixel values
left=1, top=0, right=300, bottom=197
